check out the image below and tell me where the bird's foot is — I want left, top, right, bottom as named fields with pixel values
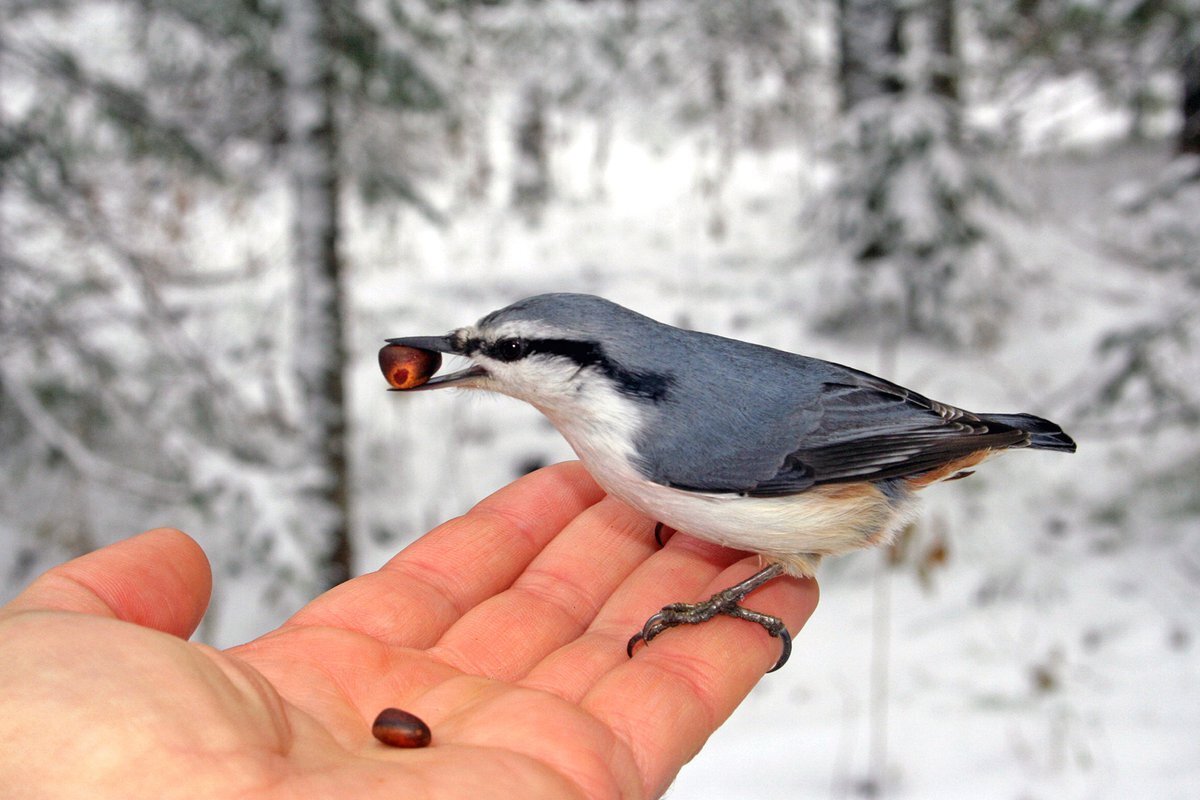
left=626, top=562, right=792, bottom=672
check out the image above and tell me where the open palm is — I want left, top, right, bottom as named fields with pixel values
left=0, top=462, right=817, bottom=799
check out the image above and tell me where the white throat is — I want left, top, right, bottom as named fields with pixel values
left=526, top=382, right=652, bottom=501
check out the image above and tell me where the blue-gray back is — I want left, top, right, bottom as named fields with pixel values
left=484, top=294, right=1050, bottom=496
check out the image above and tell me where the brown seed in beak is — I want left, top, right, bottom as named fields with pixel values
left=379, top=344, right=442, bottom=390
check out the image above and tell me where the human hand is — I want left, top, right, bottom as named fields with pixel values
left=0, top=462, right=817, bottom=799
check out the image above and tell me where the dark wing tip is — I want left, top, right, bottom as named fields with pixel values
left=980, top=413, right=1077, bottom=453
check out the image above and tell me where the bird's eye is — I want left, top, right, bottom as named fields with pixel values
left=489, top=337, right=528, bottom=363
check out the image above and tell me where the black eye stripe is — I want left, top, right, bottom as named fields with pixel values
left=482, top=337, right=596, bottom=364
left=526, top=339, right=605, bottom=365
left=480, top=337, right=672, bottom=403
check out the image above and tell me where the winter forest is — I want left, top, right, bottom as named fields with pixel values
left=1, top=0, right=1198, bottom=797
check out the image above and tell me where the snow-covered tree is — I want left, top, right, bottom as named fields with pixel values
left=0, top=0, right=251, bottom=586
left=817, top=0, right=1010, bottom=347
left=974, top=0, right=1200, bottom=144
left=1041, top=3, right=1200, bottom=514
left=0, top=0, right=447, bottom=634
left=1072, top=151, right=1200, bottom=520
left=442, top=0, right=822, bottom=223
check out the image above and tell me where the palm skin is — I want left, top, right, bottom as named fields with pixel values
left=0, top=462, right=817, bottom=799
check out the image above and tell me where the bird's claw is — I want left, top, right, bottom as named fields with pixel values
left=624, top=566, right=793, bottom=671
left=765, top=622, right=792, bottom=672
left=625, top=607, right=674, bottom=657
left=770, top=628, right=792, bottom=672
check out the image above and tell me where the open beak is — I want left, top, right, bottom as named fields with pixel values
left=383, top=334, right=487, bottom=391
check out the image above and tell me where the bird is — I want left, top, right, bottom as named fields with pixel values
left=384, top=293, right=1076, bottom=671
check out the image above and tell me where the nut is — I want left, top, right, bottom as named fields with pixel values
left=372, top=707, right=432, bottom=748
left=379, top=345, right=442, bottom=390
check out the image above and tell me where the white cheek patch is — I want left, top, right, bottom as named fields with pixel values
left=488, top=358, right=592, bottom=406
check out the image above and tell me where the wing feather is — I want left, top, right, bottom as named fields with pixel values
left=740, top=378, right=1026, bottom=496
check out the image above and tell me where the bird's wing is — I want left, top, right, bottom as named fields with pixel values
left=749, top=370, right=1032, bottom=496
left=651, top=366, right=1026, bottom=497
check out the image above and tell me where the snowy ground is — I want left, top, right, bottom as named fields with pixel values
left=344, top=133, right=1199, bottom=798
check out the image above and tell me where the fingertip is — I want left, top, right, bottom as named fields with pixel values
left=7, top=527, right=213, bottom=640
left=139, top=526, right=214, bottom=614
left=139, top=526, right=208, bottom=564
left=124, top=527, right=213, bottom=637
left=143, top=526, right=198, bottom=547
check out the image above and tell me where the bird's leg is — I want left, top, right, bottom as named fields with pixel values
left=652, top=522, right=674, bottom=548
left=626, top=562, right=793, bottom=672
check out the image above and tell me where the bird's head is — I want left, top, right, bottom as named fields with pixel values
left=385, top=293, right=675, bottom=415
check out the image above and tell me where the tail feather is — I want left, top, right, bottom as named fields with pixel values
left=979, top=413, right=1077, bottom=453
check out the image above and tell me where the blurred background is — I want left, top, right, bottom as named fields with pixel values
left=1, top=0, right=1197, bottom=797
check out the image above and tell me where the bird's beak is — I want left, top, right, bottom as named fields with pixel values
left=383, top=334, right=488, bottom=391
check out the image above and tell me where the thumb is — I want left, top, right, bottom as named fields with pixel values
left=4, top=528, right=212, bottom=639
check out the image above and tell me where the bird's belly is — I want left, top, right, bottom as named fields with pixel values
left=546, top=406, right=914, bottom=577
left=582, top=453, right=917, bottom=577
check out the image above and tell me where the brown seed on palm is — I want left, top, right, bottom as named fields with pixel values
left=372, top=707, right=432, bottom=748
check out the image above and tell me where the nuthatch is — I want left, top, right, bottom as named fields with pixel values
left=385, top=293, right=1075, bottom=671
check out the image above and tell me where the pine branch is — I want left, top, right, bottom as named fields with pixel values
left=0, top=361, right=183, bottom=499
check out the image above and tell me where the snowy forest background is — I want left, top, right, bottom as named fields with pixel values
left=2, top=0, right=1198, bottom=797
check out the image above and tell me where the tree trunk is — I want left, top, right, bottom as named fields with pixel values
left=450, top=2, right=493, bottom=203
left=284, top=0, right=352, bottom=588
left=512, top=82, right=550, bottom=222
left=837, top=0, right=904, bottom=111
left=1180, top=42, right=1200, bottom=156
left=929, top=0, right=961, bottom=143
left=837, top=0, right=905, bottom=268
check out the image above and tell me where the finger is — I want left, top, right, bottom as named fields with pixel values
left=519, top=531, right=747, bottom=699
left=582, top=561, right=818, bottom=798
left=428, top=496, right=657, bottom=680
left=284, top=461, right=605, bottom=648
left=2, top=528, right=212, bottom=639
